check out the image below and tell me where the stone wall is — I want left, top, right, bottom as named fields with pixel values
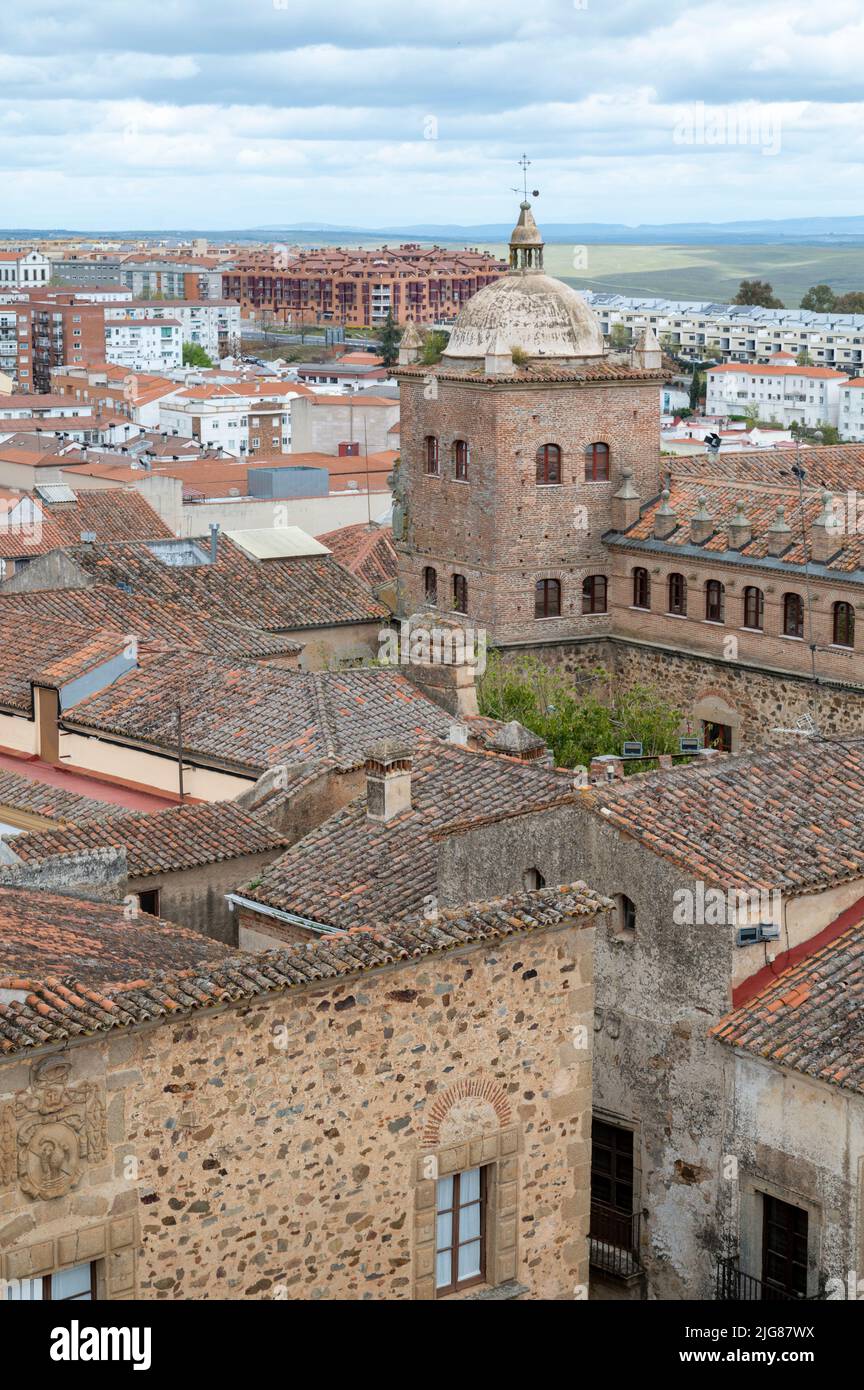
left=0, top=915, right=596, bottom=1301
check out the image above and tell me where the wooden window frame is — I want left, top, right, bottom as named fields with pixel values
left=632, top=567, right=650, bottom=610
left=705, top=579, right=725, bottom=624
left=7, top=1262, right=98, bottom=1302
left=668, top=572, right=687, bottom=616
left=536, top=443, right=562, bottom=485
left=138, top=887, right=161, bottom=917
left=743, top=586, right=764, bottom=631
left=435, top=1167, right=487, bottom=1296
left=585, top=442, right=610, bottom=482
left=534, top=577, right=561, bottom=619
left=424, top=436, right=440, bottom=476
left=783, top=592, right=804, bottom=639
left=453, top=439, right=469, bottom=482
left=833, top=601, right=855, bottom=648
left=452, top=573, right=468, bottom=614
left=582, top=574, right=607, bottom=615
left=761, top=1193, right=808, bottom=1298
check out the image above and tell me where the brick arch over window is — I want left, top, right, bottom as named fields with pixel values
left=422, top=1078, right=512, bottom=1147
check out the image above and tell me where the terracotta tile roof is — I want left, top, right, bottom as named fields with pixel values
left=0, top=586, right=302, bottom=663
left=612, top=471, right=864, bottom=572
left=0, top=767, right=114, bottom=824
left=317, top=522, right=397, bottom=589
left=712, top=916, right=864, bottom=1095
left=587, top=737, right=864, bottom=895
left=0, top=882, right=607, bottom=1054
left=670, top=444, right=864, bottom=493
left=4, top=801, right=289, bottom=878
left=0, top=886, right=231, bottom=1003
left=240, top=738, right=576, bottom=929
left=0, top=489, right=171, bottom=559
left=64, top=662, right=455, bottom=775
left=51, top=533, right=388, bottom=630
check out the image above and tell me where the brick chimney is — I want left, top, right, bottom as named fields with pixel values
left=726, top=500, right=752, bottom=551
left=654, top=488, right=677, bottom=540
left=809, top=490, right=842, bottom=563
left=690, top=494, right=714, bottom=544
left=610, top=467, right=641, bottom=531
left=365, top=741, right=413, bottom=821
left=490, top=720, right=550, bottom=764
left=766, top=505, right=792, bottom=556
left=590, top=754, right=625, bottom=783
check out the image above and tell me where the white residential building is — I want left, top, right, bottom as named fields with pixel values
left=104, top=318, right=183, bottom=372
left=706, top=358, right=848, bottom=429
left=839, top=380, right=864, bottom=441
left=583, top=291, right=864, bottom=373
left=103, top=301, right=241, bottom=360
left=158, top=383, right=309, bottom=456
left=0, top=249, right=51, bottom=288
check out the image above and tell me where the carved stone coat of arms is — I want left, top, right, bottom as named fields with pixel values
left=0, top=1055, right=107, bottom=1201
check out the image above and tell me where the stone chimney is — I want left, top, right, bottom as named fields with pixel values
left=726, top=500, right=752, bottom=551
left=590, top=754, right=625, bottom=783
left=690, top=494, right=714, bottom=544
left=209, top=521, right=220, bottom=563
left=398, top=320, right=423, bottom=366
left=365, top=741, right=413, bottom=822
left=654, top=488, right=677, bottom=540
left=484, top=332, right=515, bottom=377
left=630, top=325, right=662, bottom=371
left=809, top=490, right=842, bottom=563
left=610, top=467, right=641, bottom=531
left=766, top=505, right=792, bottom=556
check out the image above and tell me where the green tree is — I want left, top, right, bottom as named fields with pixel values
left=732, top=279, right=784, bottom=309
left=377, top=311, right=401, bottom=368
left=795, top=349, right=813, bottom=366
left=420, top=329, right=449, bottom=365
left=800, top=284, right=836, bottom=312
left=689, top=369, right=705, bottom=410
left=609, top=323, right=631, bottom=351
left=477, top=654, right=684, bottom=771
left=182, top=342, right=214, bottom=368
left=834, top=291, right=864, bottom=313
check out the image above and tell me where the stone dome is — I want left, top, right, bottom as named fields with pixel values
left=442, top=199, right=605, bottom=367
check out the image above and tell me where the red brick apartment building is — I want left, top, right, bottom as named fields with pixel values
left=223, top=244, right=507, bottom=327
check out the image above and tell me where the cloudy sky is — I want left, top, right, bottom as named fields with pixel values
left=3, top=0, right=863, bottom=230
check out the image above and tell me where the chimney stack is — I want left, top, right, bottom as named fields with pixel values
left=766, top=505, right=792, bottom=556
left=809, top=490, right=842, bottom=563
left=610, top=467, right=641, bottom=531
left=209, top=522, right=220, bottom=564
left=654, top=488, right=677, bottom=540
left=690, top=494, right=714, bottom=544
left=726, top=500, right=752, bottom=551
left=365, top=741, right=413, bottom=822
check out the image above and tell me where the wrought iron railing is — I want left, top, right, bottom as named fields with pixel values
left=715, top=1256, right=820, bottom=1301
left=589, top=1200, right=642, bottom=1279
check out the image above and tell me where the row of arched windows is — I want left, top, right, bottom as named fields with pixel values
left=422, top=437, right=611, bottom=484
left=631, top=568, right=856, bottom=647
left=422, top=568, right=609, bottom=619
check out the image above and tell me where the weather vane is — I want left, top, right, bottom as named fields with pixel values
left=511, top=153, right=540, bottom=203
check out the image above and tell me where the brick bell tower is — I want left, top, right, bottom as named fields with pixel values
left=392, top=192, right=663, bottom=648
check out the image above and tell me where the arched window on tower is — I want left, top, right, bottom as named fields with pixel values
left=452, top=573, right=468, bottom=614
left=668, top=572, right=687, bottom=616
left=424, top=436, right=439, bottom=475
left=423, top=566, right=438, bottom=605
left=536, top=443, right=562, bottom=485
left=743, top=586, right=764, bottom=630
left=453, top=439, right=469, bottom=481
left=535, top=578, right=561, bottom=619
left=582, top=575, right=607, bottom=614
left=705, top=579, right=725, bottom=624
left=585, top=442, right=610, bottom=482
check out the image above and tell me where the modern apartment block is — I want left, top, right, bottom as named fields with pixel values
left=706, top=356, right=849, bottom=428
left=584, top=290, right=864, bottom=373
left=222, top=243, right=507, bottom=327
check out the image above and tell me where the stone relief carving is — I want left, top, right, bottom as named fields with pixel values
left=0, top=1054, right=107, bottom=1201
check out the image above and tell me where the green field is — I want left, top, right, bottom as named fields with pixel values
left=476, top=242, right=864, bottom=308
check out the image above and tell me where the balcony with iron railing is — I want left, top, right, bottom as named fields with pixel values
left=715, top=1257, right=822, bottom=1301
left=589, top=1200, right=643, bottom=1281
